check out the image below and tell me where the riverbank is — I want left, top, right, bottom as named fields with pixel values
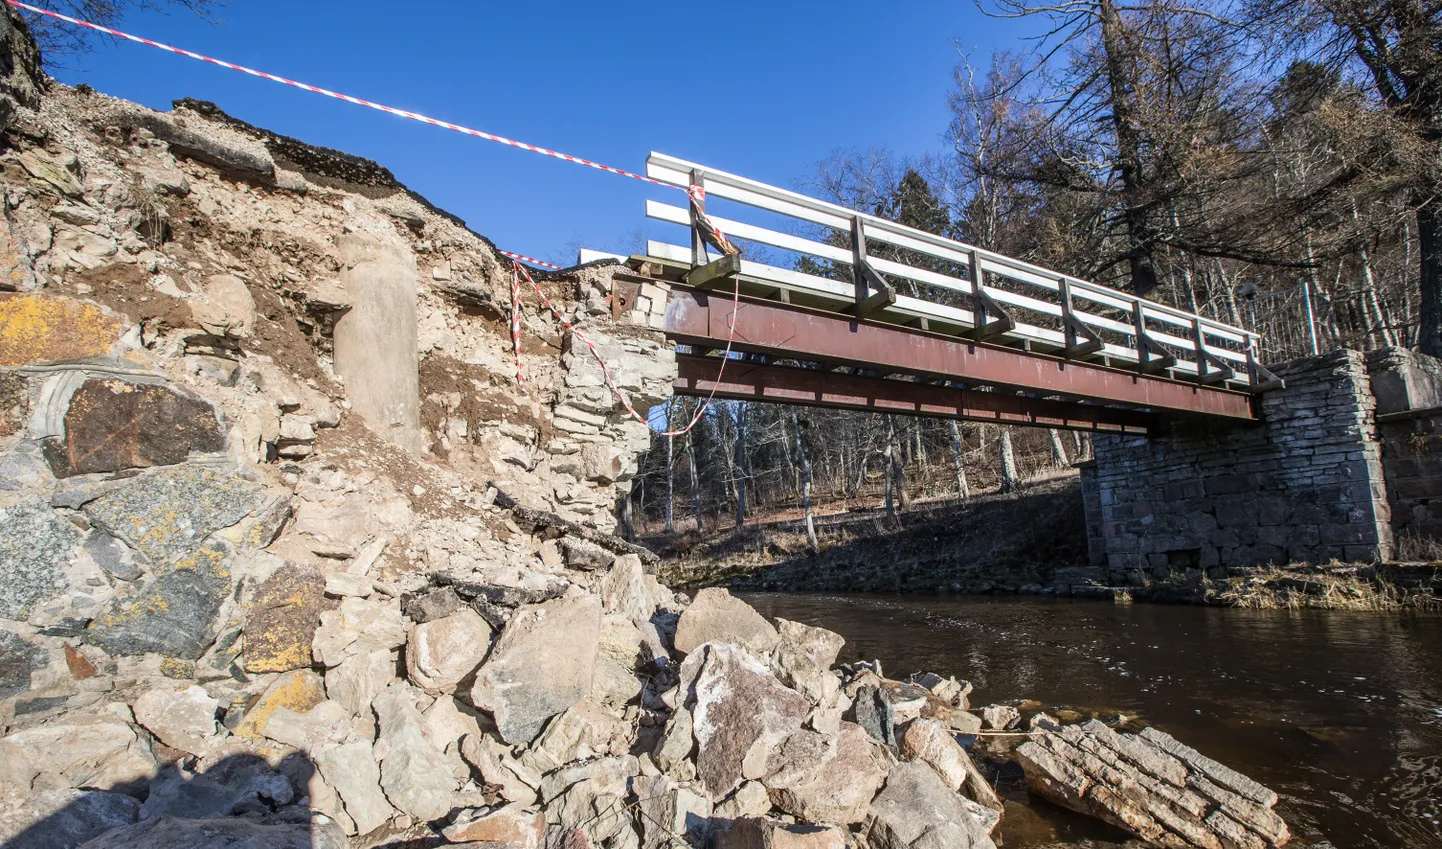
left=745, top=592, right=1442, bottom=848
left=653, top=475, right=1442, bottom=610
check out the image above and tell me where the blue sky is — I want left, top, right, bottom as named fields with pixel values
left=48, top=1, right=1019, bottom=267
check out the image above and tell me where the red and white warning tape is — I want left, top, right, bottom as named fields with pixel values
left=497, top=249, right=561, bottom=271
left=13, top=0, right=742, bottom=436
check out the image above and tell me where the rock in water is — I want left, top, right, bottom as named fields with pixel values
left=897, top=718, right=1004, bottom=818
left=471, top=593, right=602, bottom=744
left=685, top=642, right=811, bottom=802
left=74, top=814, right=346, bottom=849
left=865, top=761, right=997, bottom=849
left=1015, top=720, right=1289, bottom=848
left=86, top=541, right=234, bottom=660
left=673, top=588, right=780, bottom=656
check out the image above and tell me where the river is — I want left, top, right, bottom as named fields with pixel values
left=741, top=593, right=1442, bottom=849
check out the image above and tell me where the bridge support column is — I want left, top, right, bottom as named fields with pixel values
left=1083, top=349, right=1396, bottom=581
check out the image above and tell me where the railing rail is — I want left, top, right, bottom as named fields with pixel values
left=643, top=152, right=1281, bottom=393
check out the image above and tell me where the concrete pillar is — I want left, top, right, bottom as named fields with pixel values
left=333, top=233, right=423, bottom=454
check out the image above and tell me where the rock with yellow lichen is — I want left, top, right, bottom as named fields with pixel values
left=85, top=540, right=235, bottom=660
left=0, top=293, right=123, bottom=366
left=83, top=465, right=265, bottom=567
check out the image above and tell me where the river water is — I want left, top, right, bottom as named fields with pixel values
left=741, top=593, right=1442, bottom=849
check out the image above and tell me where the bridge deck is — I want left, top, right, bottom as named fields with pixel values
left=611, top=153, right=1279, bottom=432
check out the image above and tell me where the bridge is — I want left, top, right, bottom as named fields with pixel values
left=601, top=154, right=1282, bottom=437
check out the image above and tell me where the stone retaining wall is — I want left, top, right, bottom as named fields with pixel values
left=1083, top=349, right=1394, bottom=582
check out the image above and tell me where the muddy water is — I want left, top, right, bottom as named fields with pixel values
left=742, top=593, right=1442, bottom=849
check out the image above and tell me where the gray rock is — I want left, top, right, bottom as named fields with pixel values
left=402, top=586, right=464, bottom=623
left=83, top=532, right=141, bottom=582
left=471, top=593, right=602, bottom=744
left=866, top=761, right=996, bottom=849
left=84, top=465, right=264, bottom=566
left=633, top=775, right=713, bottom=849
left=0, top=710, right=155, bottom=792
left=853, top=685, right=897, bottom=750
left=139, top=757, right=292, bottom=820
left=0, top=630, right=46, bottom=700
left=769, top=722, right=891, bottom=827
left=404, top=607, right=492, bottom=691
left=0, top=497, right=79, bottom=619
left=132, top=685, right=220, bottom=757
left=770, top=618, right=845, bottom=703
left=712, top=817, right=849, bottom=849
left=0, top=788, right=139, bottom=849
left=599, top=553, right=654, bottom=622
left=86, top=540, right=234, bottom=660
left=314, top=740, right=394, bottom=835
left=673, top=588, right=780, bottom=656
left=323, top=647, right=394, bottom=716
left=311, top=596, right=408, bottom=668
left=560, top=536, right=613, bottom=570
left=684, top=642, right=810, bottom=802
left=979, top=704, right=1020, bottom=731
left=372, top=683, right=459, bottom=821
left=134, top=110, right=277, bottom=184
left=76, top=813, right=346, bottom=849
left=52, top=476, right=129, bottom=510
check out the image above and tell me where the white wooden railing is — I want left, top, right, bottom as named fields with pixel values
left=642, top=152, right=1280, bottom=393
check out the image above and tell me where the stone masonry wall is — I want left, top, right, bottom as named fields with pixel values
left=1083, top=350, right=1392, bottom=582
left=1367, top=348, right=1442, bottom=546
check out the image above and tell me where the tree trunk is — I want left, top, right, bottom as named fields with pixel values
left=883, top=415, right=897, bottom=522
left=688, top=433, right=705, bottom=534
left=999, top=426, right=1019, bottom=494
left=619, top=489, right=635, bottom=541
left=733, top=404, right=747, bottom=528
left=791, top=410, right=819, bottom=552
left=1417, top=197, right=1442, bottom=357
left=665, top=431, right=674, bottom=533
left=1097, top=0, right=1159, bottom=296
left=1048, top=428, right=1069, bottom=469
left=948, top=420, right=969, bottom=500
left=887, top=415, right=910, bottom=510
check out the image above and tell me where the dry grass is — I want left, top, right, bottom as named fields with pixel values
left=1213, top=567, right=1442, bottom=611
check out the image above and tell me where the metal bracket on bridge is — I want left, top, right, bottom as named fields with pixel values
left=1247, top=345, right=1285, bottom=393
left=1190, top=318, right=1236, bottom=386
left=1132, top=299, right=1178, bottom=374
left=1059, top=277, right=1103, bottom=358
left=847, top=217, right=897, bottom=319
left=968, top=251, right=1015, bottom=341
left=686, top=168, right=743, bottom=290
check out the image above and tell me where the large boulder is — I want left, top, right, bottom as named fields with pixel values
left=0, top=294, right=122, bottom=367
left=711, top=817, right=849, bottom=849
left=897, top=718, right=1004, bottom=817
left=404, top=607, right=492, bottom=691
left=770, top=618, right=845, bottom=704
left=314, top=740, right=394, bottom=835
left=591, top=614, right=644, bottom=709
left=599, top=553, right=654, bottom=622
left=0, top=711, right=155, bottom=793
left=0, top=787, right=139, bottom=849
left=769, top=722, right=890, bottom=826
left=323, top=647, right=395, bottom=716
left=372, top=683, right=459, bottom=821
left=131, top=685, right=221, bottom=758
left=674, top=588, right=780, bottom=656
left=76, top=813, right=346, bottom=849
left=471, top=593, right=602, bottom=744
left=244, top=566, right=335, bottom=673
left=865, top=761, right=997, bottom=849
left=40, top=378, right=227, bottom=478
left=85, top=540, right=234, bottom=660
left=0, top=498, right=80, bottom=620
left=83, top=465, right=264, bottom=566
left=442, top=802, right=545, bottom=846
left=685, top=642, right=810, bottom=802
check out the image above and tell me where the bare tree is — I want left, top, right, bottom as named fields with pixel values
left=15, top=1, right=220, bottom=60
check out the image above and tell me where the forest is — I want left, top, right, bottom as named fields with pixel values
left=626, top=0, right=1440, bottom=539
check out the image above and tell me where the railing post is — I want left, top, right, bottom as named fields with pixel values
left=848, top=217, right=896, bottom=319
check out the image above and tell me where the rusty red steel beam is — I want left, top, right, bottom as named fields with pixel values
left=674, top=355, right=1154, bottom=433
left=662, top=286, right=1257, bottom=420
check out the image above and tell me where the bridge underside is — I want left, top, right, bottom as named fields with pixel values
left=650, top=284, right=1259, bottom=435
